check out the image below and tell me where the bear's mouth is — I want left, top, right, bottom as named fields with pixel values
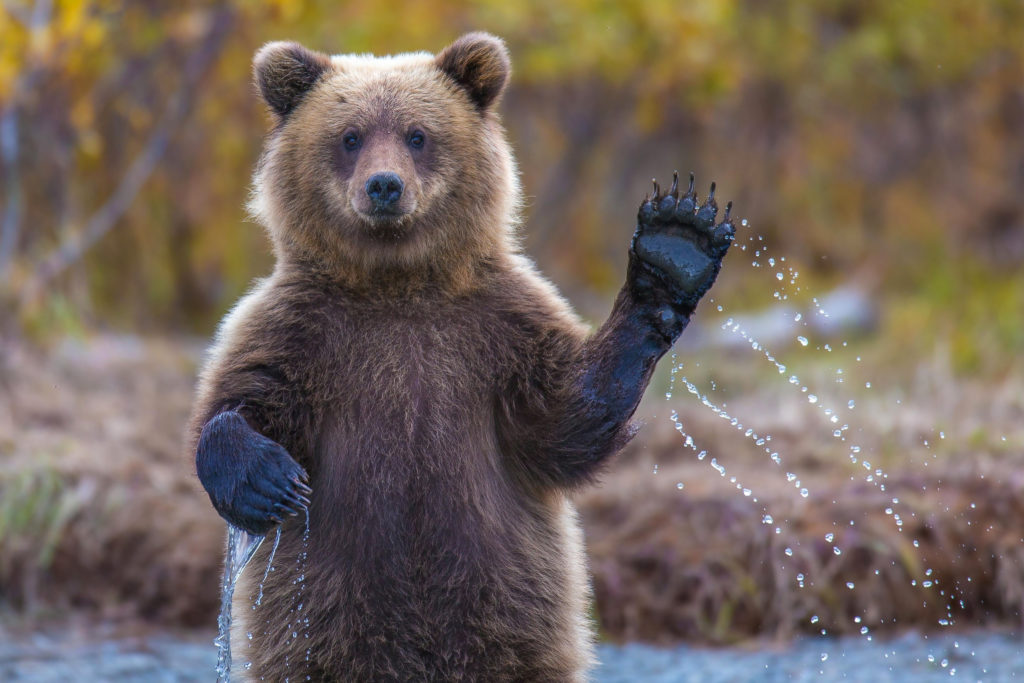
left=350, top=196, right=418, bottom=226
left=368, top=205, right=408, bottom=219
left=355, top=208, right=419, bottom=241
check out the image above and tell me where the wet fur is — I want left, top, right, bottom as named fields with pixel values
left=189, top=33, right=724, bottom=681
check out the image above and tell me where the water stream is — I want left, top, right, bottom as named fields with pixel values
left=214, top=525, right=281, bottom=683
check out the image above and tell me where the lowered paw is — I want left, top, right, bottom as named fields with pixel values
left=196, top=410, right=312, bottom=536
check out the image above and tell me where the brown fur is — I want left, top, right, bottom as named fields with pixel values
left=189, top=34, right=631, bottom=680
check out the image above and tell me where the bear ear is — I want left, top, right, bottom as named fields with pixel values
left=253, top=41, right=332, bottom=119
left=435, top=32, right=510, bottom=112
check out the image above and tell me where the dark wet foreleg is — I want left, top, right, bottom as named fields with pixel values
left=548, top=172, right=737, bottom=484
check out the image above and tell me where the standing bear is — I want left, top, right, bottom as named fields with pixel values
left=189, top=32, right=735, bottom=681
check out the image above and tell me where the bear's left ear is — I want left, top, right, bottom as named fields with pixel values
left=253, top=41, right=332, bottom=119
left=435, top=32, right=510, bottom=112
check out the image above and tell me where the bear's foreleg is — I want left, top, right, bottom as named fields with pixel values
left=539, top=173, right=736, bottom=484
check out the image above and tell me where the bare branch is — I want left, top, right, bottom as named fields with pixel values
left=29, top=0, right=52, bottom=29
left=0, top=0, right=54, bottom=283
left=0, top=108, right=21, bottom=278
left=3, top=2, right=34, bottom=27
left=2, top=0, right=52, bottom=29
left=20, top=7, right=235, bottom=306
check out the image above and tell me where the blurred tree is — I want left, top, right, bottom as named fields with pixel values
left=0, top=0, right=1020, bottom=370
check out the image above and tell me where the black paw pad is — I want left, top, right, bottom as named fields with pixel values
left=630, top=170, right=740, bottom=313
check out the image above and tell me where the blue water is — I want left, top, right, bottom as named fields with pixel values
left=2, top=628, right=1021, bottom=681
left=595, top=631, right=1024, bottom=682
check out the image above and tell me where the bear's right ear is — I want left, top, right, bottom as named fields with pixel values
left=435, top=32, right=510, bottom=112
left=253, top=41, right=332, bottom=119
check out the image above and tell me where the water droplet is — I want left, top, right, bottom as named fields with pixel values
left=808, top=394, right=818, bottom=404
left=848, top=400, right=856, bottom=409
left=785, top=547, right=794, bottom=556
left=846, top=582, right=855, bottom=589
left=676, top=482, right=684, bottom=490
left=797, top=336, right=808, bottom=346
left=254, top=527, right=283, bottom=607
left=825, top=533, right=834, bottom=542
left=799, top=488, right=809, bottom=498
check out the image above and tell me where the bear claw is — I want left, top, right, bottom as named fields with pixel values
left=630, top=170, right=739, bottom=312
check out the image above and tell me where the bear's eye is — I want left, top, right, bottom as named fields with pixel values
left=342, top=132, right=360, bottom=151
left=408, top=130, right=426, bottom=150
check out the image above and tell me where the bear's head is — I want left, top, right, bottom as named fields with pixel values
left=249, top=33, right=519, bottom=289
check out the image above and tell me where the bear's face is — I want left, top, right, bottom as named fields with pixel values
left=249, top=34, right=518, bottom=284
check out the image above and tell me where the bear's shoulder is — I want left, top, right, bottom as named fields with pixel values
left=482, top=253, right=590, bottom=342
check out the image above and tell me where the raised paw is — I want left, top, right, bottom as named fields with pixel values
left=196, top=410, right=312, bottom=536
left=630, top=171, right=736, bottom=312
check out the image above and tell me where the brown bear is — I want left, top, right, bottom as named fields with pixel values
left=188, top=32, right=735, bottom=681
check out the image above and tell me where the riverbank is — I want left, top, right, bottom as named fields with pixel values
left=2, top=334, right=1023, bottom=644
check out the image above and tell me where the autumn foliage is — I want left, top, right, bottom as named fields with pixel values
left=0, top=1, right=1021, bottom=375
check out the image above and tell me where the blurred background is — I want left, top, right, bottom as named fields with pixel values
left=1, top=0, right=1024, bottom=678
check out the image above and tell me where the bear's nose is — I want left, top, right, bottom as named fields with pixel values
left=365, top=172, right=404, bottom=211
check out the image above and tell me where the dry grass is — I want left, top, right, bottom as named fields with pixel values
left=0, top=336, right=222, bottom=626
left=1, top=334, right=1022, bottom=644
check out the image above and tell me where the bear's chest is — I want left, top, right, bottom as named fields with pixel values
left=293, top=300, right=536, bottom=583
left=299, top=297, right=516, bottom=500
left=316, top=303, right=501, bottom=426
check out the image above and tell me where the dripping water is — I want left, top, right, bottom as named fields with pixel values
left=253, top=525, right=282, bottom=608
left=214, top=524, right=282, bottom=682
left=282, top=509, right=312, bottom=680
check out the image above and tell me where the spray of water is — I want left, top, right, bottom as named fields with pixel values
left=666, top=230, right=965, bottom=655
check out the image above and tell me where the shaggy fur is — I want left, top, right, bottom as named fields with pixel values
left=188, top=33, right=729, bottom=681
